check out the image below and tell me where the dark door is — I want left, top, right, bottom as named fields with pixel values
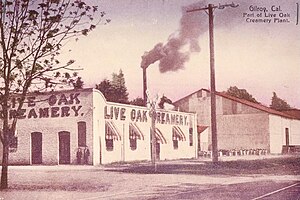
left=156, top=142, right=160, bottom=160
left=31, top=132, right=42, bottom=164
left=285, top=128, right=290, bottom=147
left=197, top=132, right=200, bottom=153
left=285, top=128, right=290, bottom=153
left=59, top=131, right=70, bottom=164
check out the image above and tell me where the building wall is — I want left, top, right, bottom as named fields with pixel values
left=92, top=89, right=107, bottom=165
left=269, top=115, right=286, bottom=154
left=218, top=114, right=269, bottom=150
left=222, top=98, right=263, bottom=115
left=199, top=128, right=209, bottom=151
left=1, top=89, right=94, bottom=165
left=291, top=120, right=300, bottom=145
left=176, top=90, right=273, bottom=152
left=268, top=115, right=300, bottom=154
left=0, top=88, right=200, bottom=165
left=98, top=101, right=197, bottom=164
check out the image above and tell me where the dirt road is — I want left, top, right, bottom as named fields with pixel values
left=1, top=156, right=299, bottom=200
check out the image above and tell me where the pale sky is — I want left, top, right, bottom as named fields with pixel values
left=59, top=0, right=300, bottom=108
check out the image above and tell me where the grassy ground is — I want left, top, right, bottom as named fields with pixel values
left=105, top=155, right=300, bottom=175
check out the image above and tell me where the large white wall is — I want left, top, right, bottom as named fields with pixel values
left=290, top=120, right=300, bottom=146
left=2, top=89, right=94, bottom=165
left=92, top=89, right=107, bottom=165
left=1, top=89, right=198, bottom=165
left=200, top=128, right=209, bottom=151
left=269, top=115, right=294, bottom=154
left=97, top=101, right=197, bottom=164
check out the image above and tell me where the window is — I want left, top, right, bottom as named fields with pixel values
left=173, top=140, right=178, bottom=149
left=130, top=138, right=137, bottom=150
left=172, top=129, right=179, bottom=150
left=189, top=128, right=193, bottom=146
left=9, top=129, right=18, bottom=152
left=78, top=121, right=86, bottom=147
left=105, top=121, right=121, bottom=151
left=106, top=139, right=114, bottom=151
left=129, top=123, right=144, bottom=151
left=172, top=126, right=186, bottom=150
left=197, top=91, right=202, bottom=98
left=129, top=126, right=137, bottom=150
left=105, top=123, right=114, bottom=151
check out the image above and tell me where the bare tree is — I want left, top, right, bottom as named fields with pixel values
left=0, top=0, right=108, bottom=189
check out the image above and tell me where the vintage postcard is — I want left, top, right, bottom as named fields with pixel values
left=0, top=0, right=299, bottom=199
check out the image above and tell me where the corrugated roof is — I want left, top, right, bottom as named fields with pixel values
left=175, top=88, right=297, bottom=120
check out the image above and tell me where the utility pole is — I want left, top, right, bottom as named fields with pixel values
left=187, top=3, right=238, bottom=163
left=150, top=108, right=157, bottom=172
left=147, top=91, right=158, bottom=172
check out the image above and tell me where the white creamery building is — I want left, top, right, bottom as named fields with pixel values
left=0, top=88, right=198, bottom=165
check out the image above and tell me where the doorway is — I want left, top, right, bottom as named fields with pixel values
left=285, top=128, right=290, bottom=153
left=156, top=142, right=160, bottom=160
left=59, top=131, right=70, bottom=164
left=31, top=132, right=42, bottom=164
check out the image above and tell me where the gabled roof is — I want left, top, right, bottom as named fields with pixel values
left=281, top=109, right=300, bottom=120
left=175, top=88, right=297, bottom=120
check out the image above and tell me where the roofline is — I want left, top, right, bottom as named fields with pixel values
left=174, top=88, right=297, bottom=120
left=174, top=88, right=208, bottom=103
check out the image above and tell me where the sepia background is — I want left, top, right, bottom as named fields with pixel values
left=59, top=0, right=300, bottom=108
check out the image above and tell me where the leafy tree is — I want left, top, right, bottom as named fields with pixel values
left=96, top=70, right=129, bottom=104
left=111, top=69, right=129, bottom=104
left=71, top=76, right=84, bottom=89
left=0, top=0, right=107, bottom=189
left=226, top=86, right=259, bottom=104
left=95, top=78, right=113, bottom=100
left=270, top=92, right=291, bottom=111
left=130, top=97, right=144, bottom=106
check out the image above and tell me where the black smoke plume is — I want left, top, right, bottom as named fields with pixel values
left=141, top=1, right=207, bottom=73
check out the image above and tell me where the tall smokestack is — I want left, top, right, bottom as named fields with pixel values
left=141, top=44, right=165, bottom=106
left=142, top=67, right=147, bottom=106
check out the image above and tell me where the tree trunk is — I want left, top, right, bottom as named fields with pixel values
left=1, top=93, right=10, bottom=190
left=1, top=143, right=9, bottom=189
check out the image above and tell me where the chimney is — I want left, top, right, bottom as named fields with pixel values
left=142, top=67, right=147, bottom=106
